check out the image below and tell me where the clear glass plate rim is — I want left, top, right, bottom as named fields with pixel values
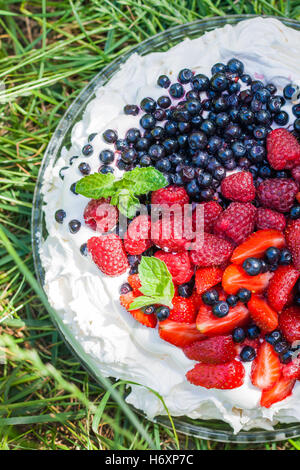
left=31, top=14, right=300, bottom=444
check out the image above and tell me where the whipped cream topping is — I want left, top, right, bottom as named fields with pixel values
left=41, top=18, right=300, bottom=433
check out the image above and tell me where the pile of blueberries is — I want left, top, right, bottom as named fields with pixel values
left=93, top=57, right=300, bottom=203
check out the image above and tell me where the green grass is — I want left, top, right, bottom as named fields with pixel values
left=1, top=0, right=300, bottom=451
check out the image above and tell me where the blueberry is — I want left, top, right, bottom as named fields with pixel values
left=69, top=219, right=81, bottom=234
left=136, top=137, right=150, bottom=151
left=239, top=90, right=253, bottom=104
left=155, top=158, right=171, bottom=172
left=265, top=246, right=281, bottom=265
left=143, top=305, right=156, bottom=315
left=178, top=283, right=193, bottom=298
left=120, top=283, right=132, bottom=295
left=265, top=330, right=282, bottom=345
left=238, top=157, right=251, bottom=169
left=181, top=166, right=195, bottom=182
left=103, top=129, right=117, bottom=144
left=99, top=165, right=114, bottom=174
left=163, top=138, right=178, bottom=154
left=249, top=145, right=265, bottom=163
left=227, top=58, right=244, bottom=75
left=200, top=119, right=216, bottom=136
left=115, top=139, right=128, bottom=152
left=78, top=162, right=91, bottom=175
left=153, top=108, right=166, bottom=121
left=255, top=110, right=271, bottom=125
left=237, top=288, right=251, bottom=303
left=140, top=97, right=156, bottom=113
left=178, top=68, right=193, bottom=84
left=241, top=74, right=252, bottom=85
left=240, top=346, right=256, bottom=362
left=280, top=350, right=293, bottom=364
left=149, top=144, right=165, bottom=160
left=229, top=82, right=241, bottom=94
left=191, top=74, right=210, bottom=91
left=274, top=341, right=290, bottom=355
left=140, top=114, right=156, bottom=129
left=70, top=182, right=78, bottom=195
left=164, top=120, right=178, bottom=136
left=192, top=151, right=209, bottom=168
left=292, top=103, right=300, bottom=118
left=290, top=205, right=300, bottom=220
left=243, top=257, right=263, bottom=276
left=266, top=83, right=277, bottom=95
left=251, top=80, right=264, bottom=93
left=239, top=109, right=254, bottom=125
left=232, top=327, right=246, bottom=343
left=213, top=165, right=226, bottom=181
left=212, top=301, right=229, bottom=318
left=177, top=134, right=188, bottom=148
left=283, top=83, right=298, bottom=100
left=225, top=123, right=242, bottom=140
left=215, top=112, right=230, bottom=128
left=169, top=83, right=184, bottom=99
left=268, top=96, right=283, bottom=113
left=279, top=248, right=292, bottom=266
left=157, top=75, right=171, bottom=88
left=185, top=99, right=202, bottom=115
left=100, top=149, right=114, bottom=164
left=227, top=295, right=239, bottom=307
left=211, top=63, right=226, bottom=75
left=121, top=148, right=137, bottom=163
left=124, top=104, right=139, bottom=115
left=128, top=255, right=141, bottom=267
left=210, top=73, right=228, bottom=92
left=294, top=118, right=300, bottom=133
left=213, top=96, right=228, bottom=112
left=126, top=128, right=141, bottom=144
left=117, top=159, right=130, bottom=171
left=82, top=144, right=93, bottom=156
left=191, top=115, right=203, bottom=128
left=201, top=289, right=219, bottom=306
left=140, top=155, right=151, bottom=167
left=55, top=209, right=66, bottom=223
left=274, top=111, right=289, bottom=126
left=186, top=90, right=199, bottom=101
left=247, top=324, right=261, bottom=339
left=188, top=131, right=207, bottom=150
left=255, top=87, right=271, bottom=104
left=197, top=171, right=212, bottom=188
left=157, top=96, right=171, bottom=110
left=156, top=306, right=170, bottom=321
left=258, top=165, right=272, bottom=178
left=207, top=136, right=222, bottom=155
left=253, top=126, right=268, bottom=140
left=231, top=141, right=246, bottom=159
left=200, top=188, right=214, bottom=201
left=80, top=243, right=88, bottom=256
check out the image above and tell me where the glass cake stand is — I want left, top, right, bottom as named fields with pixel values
left=32, top=15, right=300, bottom=443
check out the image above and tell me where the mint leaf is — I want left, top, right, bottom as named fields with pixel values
left=122, top=168, right=167, bottom=195
left=129, top=257, right=174, bottom=310
left=75, top=173, right=116, bottom=199
left=112, top=189, right=140, bottom=219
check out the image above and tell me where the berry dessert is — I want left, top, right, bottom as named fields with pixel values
left=41, top=18, right=300, bottom=433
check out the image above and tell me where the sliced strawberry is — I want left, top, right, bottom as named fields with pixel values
left=195, top=267, right=223, bottom=295
left=168, top=296, right=197, bottom=324
left=267, top=265, right=300, bottom=312
left=248, top=295, right=278, bottom=333
left=196, top=302, right=250, bottom=336
left=251, top=342, right=281, bottom=391
left=230, top=229, right=285, bottom=265
left=279, top=306, right=300, bottom=343
left=282, top=357, right=300, bottom=380
left=222, top=264, right=273, bottom=295
left=120, top=291, right=157, bottom=328
left=158, top=319, right=206, bottom=348
left=260, top=377, right=296, bottom=408
left=190, top=290, right=204, bottom=311
left=183, top=335, right=237, bottom=364
left=186, top=360, right=245, bottom=389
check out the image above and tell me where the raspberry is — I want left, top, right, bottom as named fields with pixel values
left=257, top=178, right=298, bottom=213
left=154, top=251, right=194, bottom=285
left=87, top=234, right=129, bottom=276
left=151, top=185, right=189, bottom=207
left=124, top=215, right=152, bottom=255
left=84, top=198, right=118, bottom=233
left=192, top=201, right=223, bottom=233
left=220, top=171, right=255, bottom=203
left=151, top=214, right=193, bottom=252
left=186, top=360, right=245, bottom=390
left=168, top=296, right=196, bottom=323
left=214, top=202, right=257, bottom=245
left=285, top=219, right=300, bottom=270
left=256, top=208, right=286, bottom=231
left=183, top=335, right=237, bottom=364
left=190, top=233, right=234, bottom=267
left=267, top=128, right=300, bottom=170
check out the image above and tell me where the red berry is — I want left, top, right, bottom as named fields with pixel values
left=214, top=202, right=257, bottom=245
left=186, top=360, right=245, bottom=390
left=192, top=201, right=223, bottom=233
left=84, top=198, right=118, bottom=232
left=120, top=291, right=157, bottom=328
left=158, top=319, right=205, bottom=348
left=267, top=265, right=300, bottom=312
left=257, top=178, right=298, bottom=213
left=285, top=219, right=300, bottom=270
left=251, top=342, right=281, bottom=391
left=231, top=229, right=286, bottom=265
left=151, top=185, right=189, bottom=207
left=87, top=234, right=128, bottom=276
left=154, top=251, right=193, bottom=285
left=169, top=296, right=196, bottom=324
left=190, top=290, right=204, bottom=311
left=260, top=377, right=295, bottom=408
left=190, top=233, right=234, bottom=267
left=221, top=171, right=255, bottom=203
left=127, top=274, right=142, bottom=293
left=292, top=165, right=300, bottom=184
left=282, top=357, right=300, bottom=380
left=183, top=335, right=237, bottom=364
left=256, top=208, right=286, bottom=232
left=222, top=264, right=273, bottom=295
left=124, top=215, right=152, bottom=255
left=195, top=267, right=223, bottom=295
left=196, top=302, right=250, bottom=336
left=279, top=306, right=300, bottom=344
left=248, top=295, right=278, bottom=333
left=151, top=214, right=193, bottom=252
left=267, top=128, right=300, bottom=170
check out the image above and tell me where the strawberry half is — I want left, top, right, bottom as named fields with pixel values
left=158, top=319, right=206, bottom=348
left=260, top=377, right=296, bottom=408
left=267, top=265, right=300, bottom=312
left=278, top=306, right=300, bottom=343
left=195, top=267, right=223, bottom=295
left=183, top=335, right=237, bottom=364
left=282, top=357, right=300, bottom=380
left=251, top=342, right=281, bottom=391
left=248, top=295, right=278, bottom=333
left=196, top=302, right=250, bottom=336
left=231, top=229, right=285, bottom=265
left=222, top=264, right=273, bottom=295
left=186, top=360, right=245, bottom=390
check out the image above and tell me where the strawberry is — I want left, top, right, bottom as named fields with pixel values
left=158, top=319, right=205, bottom=347
left=282, top=357, right=300, bottom=380
left=151, top=185, right=189, bottom=207
left=196, top=302, right=250, bottom=336
left=195, top=267, right=223, bottom=295
left=154, top=251, right=194, bottom=285
left=169, top=296, right=196, bottom=323
left=186, top=360, right=245, bottom=389
left=214, top=202, right=257, bottom=245
left=251, top=342, right=281, bottom=390
left=192, top=201, right=223, bottom=233
left=124, top=215, right=152, bottom=255
left=260, top=377, right=295, bottom=408
left=127, top=274, right=142, bottom=293
left=248, top=295, right=278, bottom=333
left=220, top=171, right=255, bottom=203
left=87, top=234, right=129, bottom=276
left=120, top=291, right=157, bottom=328
left=257, top=178, right=298, bottom=213
left=190, top=290, right=204, bottom=311
left=183, top=335, right=237, bottom=364
left=267, top=128, right=300, bottom=170
left=256, top=208, right=286, bottom=232
left=278, top=306, right=300, bottom=343
left=222, top=264, right=273, bottom=295
left=190, top=233, right=234, bottom=267
left=267, top=266, right=300, bottom=312
left=285, top=219, right=300, bottom=270
left=84, top=198, right=118, bottom=233
left=231, top=229, right=286, bottom=265
left=151, top=214, right=193, bottom=252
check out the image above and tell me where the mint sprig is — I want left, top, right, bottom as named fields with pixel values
left=129, top=257, right=175, bottom=310
left=75, top=167, right=167, bottom=218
